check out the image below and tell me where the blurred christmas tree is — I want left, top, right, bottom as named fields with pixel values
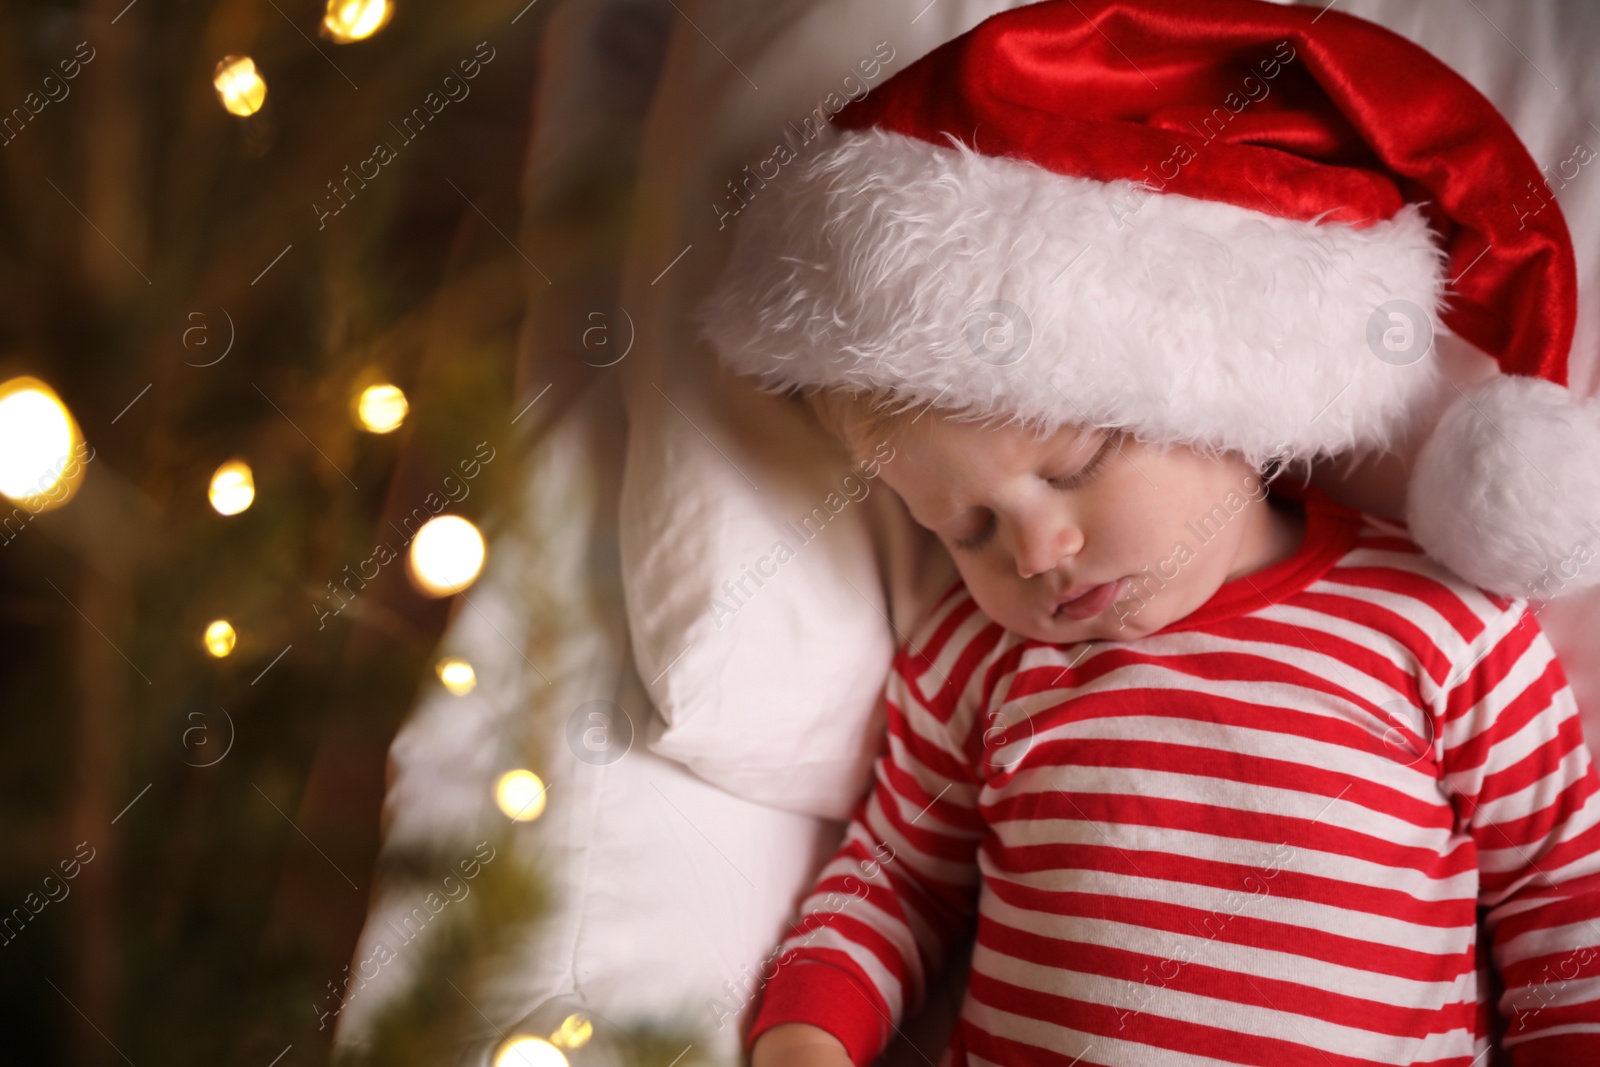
left=0, top=1, right=698, bottom=1064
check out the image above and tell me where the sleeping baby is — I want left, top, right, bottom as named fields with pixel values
left=693, top=2, right=1600, bottom=1065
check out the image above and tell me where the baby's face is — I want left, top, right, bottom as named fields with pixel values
left=869, top=413, right=1281, bottom=644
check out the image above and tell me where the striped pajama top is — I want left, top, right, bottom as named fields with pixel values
left=747, top=483, right=1600, bottom=1067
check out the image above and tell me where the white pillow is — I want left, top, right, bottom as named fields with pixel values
left=616, top=0, right=1000, bottom=820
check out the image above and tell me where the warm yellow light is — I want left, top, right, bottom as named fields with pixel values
left=495, top=769, right=547, bottom=822
left=208, top=459, right=255, bottom=516
left=0, top=377, right=86, bottom=513
left=407, top=515, right=486, bottom=596
left=494, top=1036, right=567, bottom=1067
left=550, top=1014, right=592, bottom=1050
left=213, top=56, right=267, bottom=117
left=204, top=619, right=237, bottom=658
left=356, top=383, right=408, bottom=433
left=436, top=656, right=477, bottom=695
left=321, top=0, right=394, bottom=43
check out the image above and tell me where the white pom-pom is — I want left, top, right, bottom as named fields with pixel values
left=1407, top=374, right=1600, bottom=598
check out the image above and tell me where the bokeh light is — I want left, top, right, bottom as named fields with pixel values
left=550, top=1014, right=593, bottom=1050
left=494, top=769, right=547, bottom=822
left=407, top=515, right=486, bottom=596
left=321, top=0, right=394, bottom=43
left=208, top=459, right=255, bottom=516
left=355, top=383, right=408, bottom=433
left=436, top=656, right=477, bottom=695
left=0, top=376, right=86, bottom=513
left=494, top=1036, right=567, bottom=1067
left=204, top=619, right=237, bottom=658
left=213, top=56, right=267, bottom=117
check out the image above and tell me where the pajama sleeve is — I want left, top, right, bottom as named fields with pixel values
left=745, top=627, right=995, bottom=1067
left=1433, top=602, right=1600, bottom=1065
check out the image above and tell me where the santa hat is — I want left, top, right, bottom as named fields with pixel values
left=695, top=0, right=1600, bottom=600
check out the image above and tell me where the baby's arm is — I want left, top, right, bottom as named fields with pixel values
left=750, top=1023, right=850, bottom=1067
left=1432, top=604, right=1600, bottom=1061
left=743, top=614, right=992, bottom=1067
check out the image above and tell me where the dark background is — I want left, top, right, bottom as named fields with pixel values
left=0, top=1, right=668, bottom=1062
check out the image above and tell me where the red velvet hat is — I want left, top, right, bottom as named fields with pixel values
left=697, top=0, right=1600, bottom=599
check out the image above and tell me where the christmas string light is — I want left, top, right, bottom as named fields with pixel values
left=494, top=770, right=546, bottom=822
left=494, top=1036, right=567, bottom=1067
left=0, top=376, right=86, bottom=512
left=208, top=459, right=255, bottom=515
left=435, top=656, right=476, bottom=695
left=204, top=620, right=237, bottom=658
left=550, top=1014, right=592, bottom=1049
left=355, top=383, right=408, bottom=433
left=213, top=56, right=266, bottom=117
left=407, top=515, right=486, bottom=596
left=321, top=0, right=394, bottom=44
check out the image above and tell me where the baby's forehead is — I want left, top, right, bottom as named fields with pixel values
left=903, top=410, right=1095, bottom=452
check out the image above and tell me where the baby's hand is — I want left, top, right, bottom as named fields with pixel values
left=750, top=1023, right=852, bottom=1067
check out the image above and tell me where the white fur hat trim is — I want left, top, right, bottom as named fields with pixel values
left=697, top=127, right=1454, bottom=472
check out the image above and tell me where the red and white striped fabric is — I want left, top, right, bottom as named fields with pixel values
left=747, top=483, right=1600, bottom=1067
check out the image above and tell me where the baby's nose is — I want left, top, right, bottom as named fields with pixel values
left=1016, top=520, right=1081, bottom=579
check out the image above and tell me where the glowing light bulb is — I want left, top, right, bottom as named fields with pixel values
left=494, top=1036, right=567, bottom=1067
left=436, top=656, right=477, bottom=695
left=355, top=383, right=408, bottom=433
left=0, top=377, right=86, bottom=513
left=495, top=769, right=546, bottom=822
left=208, top=459, right=255, bottom=515
left=407, top=515, right=486, bottom=596
left=321, top=0, right=394, bottom=43
left=550, top=1014, right=592, bottom=1050
left=213, top=56, right=267, bottom=117
left=204, top=619, right=237, bottom=658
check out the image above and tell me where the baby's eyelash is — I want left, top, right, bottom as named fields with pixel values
left=949, top=433, right=1116, bottom=551
left=1047, top=433, right=1115, bottom=490
left=951, top=520, right=994, bottom=551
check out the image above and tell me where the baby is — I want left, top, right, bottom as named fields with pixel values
left=743, top=388, right=1600, bottom=1067
left=693, top=3, right=1600, bottom=1064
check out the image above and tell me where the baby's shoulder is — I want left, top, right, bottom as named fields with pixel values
left=1293, top=510, right=1559, bottom=696
left=1326, top=512, right=1532, bottom=632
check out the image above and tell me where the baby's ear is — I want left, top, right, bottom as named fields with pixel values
left=1310, top=448, right=1410, bottom=521
left=803, top=388, right=856, bottom=448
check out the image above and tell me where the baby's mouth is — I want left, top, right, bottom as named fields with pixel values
left=1051, top=578, right=1128, bottom=621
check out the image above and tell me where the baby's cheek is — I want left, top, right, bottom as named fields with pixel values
left=954, top=561, right=1022, bottom=620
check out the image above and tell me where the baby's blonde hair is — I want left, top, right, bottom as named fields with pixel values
left=802, top=385, right=1294, bottom=488
left=802, top=384, right=1057, bottom=464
